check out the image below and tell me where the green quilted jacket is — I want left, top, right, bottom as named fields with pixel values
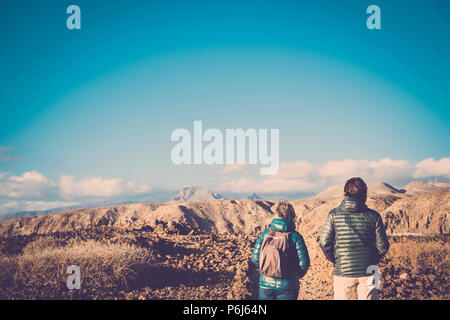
left=251, top=218, right=310, bottom=291
left=319, top=196, right=390, bottom=277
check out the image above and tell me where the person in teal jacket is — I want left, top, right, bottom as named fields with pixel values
left=251, top=201, right=310, bottom=300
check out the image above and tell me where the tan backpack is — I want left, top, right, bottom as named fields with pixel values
left=259, top=229, right=293, bottom=278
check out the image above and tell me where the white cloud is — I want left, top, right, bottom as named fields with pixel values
left=0, top=200, right=80, bottom=215
left=58, top=175, right=150, bottom=199
left=0, top=171, right=150, bottom=201
left=0, top=171, right=57, bottom=199
left=220, top=177, right=322, bottom=194
left=318, top=158, right=413, bottom=181
left=1, top=157, right=449, bottom=204
left=217, top=164, right=249, bottom=175
left=319, top=159, right=370, bottom=178
left=217, top=157, right=449, bottom=194
left=276, top=161, right=316, bottom=179
left=367, top=158, right=413, bottom=181
left=24, top=201, right=80, bottom=212
left=414, top=158, right=450, bottom=179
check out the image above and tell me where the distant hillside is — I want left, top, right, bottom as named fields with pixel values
left=0, top=207, right=78, bottom=224
left=0, top=200, right=132, bottom=224
left=315, top=182, right=405, bottom=200
left=172, top=187, right=224, bottom=202
left=402, top=181, right=450, bottom=195
left=1, top=181, right=449, bottom=236
left=1, top=188, right=448, bottom=238
left=0, top=190, right=178, bottom=223
left=382, top=191, right=450, bottom=234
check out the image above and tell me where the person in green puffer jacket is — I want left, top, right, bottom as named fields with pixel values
left=319, top=177, right=390, bottom=300
left=251, top=201, right=310, bottom=300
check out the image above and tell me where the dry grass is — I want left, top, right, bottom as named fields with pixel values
left=378, top=237, right=450, bottom=299
left=386, top=239, right=450, bottom=277
left=0, top=232, right=448, bottom=300
left=0, top=237, right=153, bottom=295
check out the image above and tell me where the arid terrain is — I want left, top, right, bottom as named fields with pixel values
left=0, top=181, right=448, bottom=300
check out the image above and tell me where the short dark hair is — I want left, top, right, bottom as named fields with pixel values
left=344, top=177, right=367, bottom=203
left=276, top=201, right=296, bottom=221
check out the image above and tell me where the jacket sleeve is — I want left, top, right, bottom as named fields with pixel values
left=319, top=210, right=336, bottom=263
left=251, top=229, right=269, bottom=268
left=292, top=232, right=310, bottom=278
left=374, top=213, right=390, bottom=262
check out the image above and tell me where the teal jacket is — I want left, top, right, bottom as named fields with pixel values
left=251, top=218, right=310, bottom=291
left=319, top=197, right=390, bottom=277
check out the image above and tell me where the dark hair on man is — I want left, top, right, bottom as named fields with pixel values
left=344, top=177, right=368, bottom=203
left=275, top=201, right=296, bottom=221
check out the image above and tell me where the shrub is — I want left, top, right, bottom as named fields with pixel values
left=0, top=238, right=153, bottom=295
left=386, top=239, right=449, bottom=276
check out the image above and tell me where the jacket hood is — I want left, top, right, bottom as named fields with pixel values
left=270, top=218, right=295, bottom=232
left=339, top=196, right=367, bottom=213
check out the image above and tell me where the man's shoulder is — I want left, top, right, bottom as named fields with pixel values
left=327, top=207, right=337, bottom=214
left=327, top=207, right=339, bottom=217
left=365, top=207, right=382, bottom=218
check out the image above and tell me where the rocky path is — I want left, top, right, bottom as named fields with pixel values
left=118, top=232, right=259, bottom=300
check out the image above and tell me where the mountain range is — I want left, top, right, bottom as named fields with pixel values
left=171, top=186, right=224, bottom=201
left=0, top=186, right=265, bottom=223
left=0, top=181, right=448, bottom=237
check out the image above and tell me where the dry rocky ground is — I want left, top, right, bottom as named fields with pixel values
left=0, top=226, right=448, bottom=300
left=0, top=182, right=448, bottom=300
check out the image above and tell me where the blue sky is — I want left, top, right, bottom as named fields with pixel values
left=0, top=0, right=449, bottom=211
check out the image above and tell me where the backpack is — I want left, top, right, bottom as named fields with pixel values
left=259, top=228, right=293, bottom=278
